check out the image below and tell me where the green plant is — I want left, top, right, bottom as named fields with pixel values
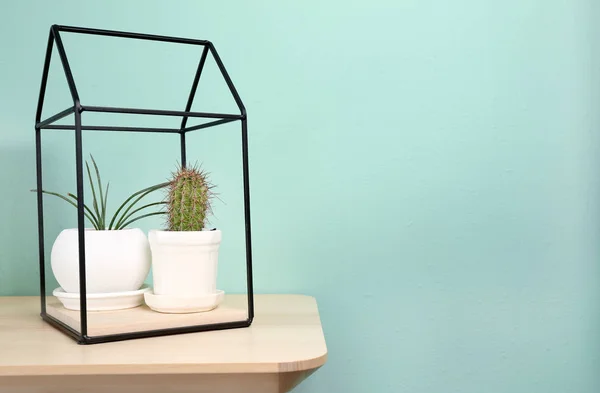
left=32, top=155, right=168, bottom=230
left=166, top=164, right=214, bottom=231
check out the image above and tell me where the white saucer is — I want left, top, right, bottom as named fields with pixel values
left=52, top=285, right=150, bottom=311
left=144, top=289, right=225, bottom=314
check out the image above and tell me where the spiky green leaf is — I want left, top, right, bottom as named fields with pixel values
left=67, top=193, right=100, bottom=229
left=108, top=182, right=169, bottom=230
left=85, top=161, right=102, bottom=228
left=114, top=201, right=167, bottom=230
left=118, top=211, right=167, bottom=230
left=33, top=189, right=100, bottom=230
left=90, top=155, right=105, bottom=229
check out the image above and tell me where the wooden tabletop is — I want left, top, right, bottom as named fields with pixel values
left=0, top=294, right=327, bottom=393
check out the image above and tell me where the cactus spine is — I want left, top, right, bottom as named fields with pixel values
left=167, top=165, right=213, bottom=231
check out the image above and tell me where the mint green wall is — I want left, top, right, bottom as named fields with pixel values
left=1, top=1, right=599, bottom=392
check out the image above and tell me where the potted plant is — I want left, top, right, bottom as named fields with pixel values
left=34, top=155, right=167, bottom=305
left=145, top=164, right=223, bottom=313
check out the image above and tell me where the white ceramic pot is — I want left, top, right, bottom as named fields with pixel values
left=50, top=228, right=151, bottom=294
left=148, top=229, right=221, bottom=297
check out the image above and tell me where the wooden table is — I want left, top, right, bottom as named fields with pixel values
left=0, top=295, right=327, bottom=393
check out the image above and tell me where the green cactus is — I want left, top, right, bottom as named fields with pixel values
left=166, top=164, right=214, bottom=231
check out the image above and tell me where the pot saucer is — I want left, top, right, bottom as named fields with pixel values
left=144, top=289, right=224, bottom=314
left=52, top=285, right=150, bottom=311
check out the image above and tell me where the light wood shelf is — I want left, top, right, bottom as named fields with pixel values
left=0, top=294, right=327, bottom=393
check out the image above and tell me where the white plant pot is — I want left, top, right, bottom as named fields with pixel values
left=50, top=228, right=151, bottom=294
left=148, top=229, right=221, bottom=297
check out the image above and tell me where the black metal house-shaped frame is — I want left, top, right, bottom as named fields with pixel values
left=34, top=25, right=254, bottom=344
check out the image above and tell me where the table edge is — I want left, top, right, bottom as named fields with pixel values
left=0, top=352, right=328, bottom=376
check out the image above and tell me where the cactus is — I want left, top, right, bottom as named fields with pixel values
left=166, top=164, right=214, bottom=231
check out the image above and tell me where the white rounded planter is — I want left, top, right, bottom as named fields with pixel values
left=148, top=229, right=221, bottom=297
left=50, top=228, right=151, bottom=294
